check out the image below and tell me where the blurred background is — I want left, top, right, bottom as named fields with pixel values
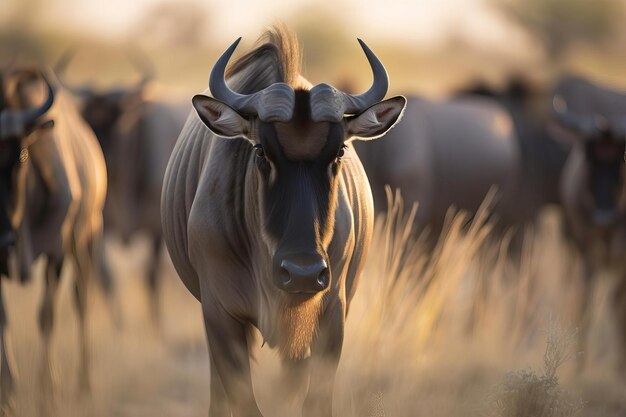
left=2, top=1, right=626, bottom=416
left=2, top=0, right=625, bottom=98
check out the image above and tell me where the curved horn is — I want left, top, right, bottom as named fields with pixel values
left=55, top=47, right=77, bottom=79
left=208, top=38, right=294, bottom=121
left=0, top=73, right=55, bottom=140
left=126, top=46, right=154, bottom=90
left=342, top=39, right=389, bottom=113
left=209, top=37, right=250, bottom=110
left=310, top=39, right=389, bottom=122
left=54, top=47, right=92, bottom=98
left=4, top=46, right=19, bottom=75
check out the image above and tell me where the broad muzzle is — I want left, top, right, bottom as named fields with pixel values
left=274, top=253, right=329, bottom=294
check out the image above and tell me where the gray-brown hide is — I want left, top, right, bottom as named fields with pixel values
left=0, top=68, right=107, bottom=409
left=58, top=54, right=186, bottom=321
left=102, top=98, right=185, bottom=322
left=454, top=79, right=570, bottom=214
left=553, top=75, right=626, bottom=372
left=356, top=95, right=523, bottom=241
left=162, top=28, right=406, bottom=417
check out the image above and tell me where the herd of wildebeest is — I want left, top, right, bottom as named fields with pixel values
left=0, top=26, right=624, bottom=416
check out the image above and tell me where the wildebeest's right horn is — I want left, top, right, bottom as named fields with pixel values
left=0, top=74, right=55, bottom=140
left=209, top=38, right=295, bottom=122
left=310, top=39, right=389, bottom=122
left=55, top=48, right=92, bottom=97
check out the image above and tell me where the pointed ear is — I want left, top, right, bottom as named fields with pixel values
left=345, top=96, right=407, bottom=141
left=192, top=94, right=252, bottom=139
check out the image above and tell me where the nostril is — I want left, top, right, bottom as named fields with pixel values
left=317, top=268, right=329, bottom=289
left=279, top=260, right=292, bottom=287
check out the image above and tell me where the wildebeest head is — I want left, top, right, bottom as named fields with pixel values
left=55, top=48, right=151, bottom=154
left=0, top=70, right=55, bottom=275
left=193, top=38, right=406, bottom=295
left=553, top=76, right=626, bottom=227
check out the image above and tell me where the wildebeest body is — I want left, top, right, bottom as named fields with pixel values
left=456, top=79, right=570, bottom=213
left=162, top=27, right=406, bottom=416
left=552, top=76, right=626, bottom=372
left=0, top=68, right=106, bottom=410
left=57, top=52, right=186, bottom=322
left=357, top=95, right=522, bottom=239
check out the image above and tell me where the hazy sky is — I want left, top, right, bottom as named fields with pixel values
left=2, top=0, right=526, bottom=50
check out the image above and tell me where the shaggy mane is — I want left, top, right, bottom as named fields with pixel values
left=225, top=25, right=310, bottom=94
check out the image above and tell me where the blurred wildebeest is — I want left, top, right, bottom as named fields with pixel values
left=455, top=78, right=571, bottom=213
left=57, top=50, right=186, bottom=323
left=356, top=95, right=522, bottom=241
left=162, top=27, right=406, bottom=416
left=0, top=67, right=107, bottom=409
left=552, top=75, right=626, bottom=372
left=357, top=78, right=570, bottom=245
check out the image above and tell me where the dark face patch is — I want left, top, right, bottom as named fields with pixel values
left=256, top=118, right=346, bottom=297
left=81, top=93, right=124, bottom=148
left=0, top=81, right=19, bottom=251
left=256, top=120, right=344, bottom=249
left=0, top=140, right=20, bottom=255
left=585, top=139, right=625, bottom=213
left=252, top=89, right=347, bottom=294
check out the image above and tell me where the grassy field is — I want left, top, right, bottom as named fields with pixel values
left=2, top=192, right=626, bottom=417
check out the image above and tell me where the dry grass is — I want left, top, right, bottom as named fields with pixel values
left=487, top=321, right=583, bottom=417
left=2, top=190, right=626, bottom=416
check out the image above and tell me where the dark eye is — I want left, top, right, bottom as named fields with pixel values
left=254, top=144, right=265, bottom=158
left=253, top=144, right=271, bottom=175
left=336, top=144, right=347, bottom=160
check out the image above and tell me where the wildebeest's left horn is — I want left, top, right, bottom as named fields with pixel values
left=310, top=39, right=389, bottom=122
left=209, top=38, right=295, bottom=122
left=127, top=46, right=154, bottom=90
left=0, top=73, right=55, bottom=140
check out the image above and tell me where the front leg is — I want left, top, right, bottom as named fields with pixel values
left=146, top=234, right=163, bottom=329
left=303, top=298, right=345, bottom=417
left=613, top=269, right=626, bottom=376
left=39, top=259, right=62, bottom=415
left=202, top=300, right=262, bottom=417
left=0, top=280, right=14, bottom=416
left=575, top=257, right=594, bottom=373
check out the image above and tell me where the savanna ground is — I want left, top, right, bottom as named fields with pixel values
left=3, top=192, right=626, bottom=417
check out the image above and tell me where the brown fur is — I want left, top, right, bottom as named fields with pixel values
left=275, top=122, right=330, bottom=160
left=277, top=294, right=324, bottom=360
left=0, top=67, right=107, bottom=408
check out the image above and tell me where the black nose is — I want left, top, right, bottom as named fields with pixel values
left=277, top=254, right=329, bottom=294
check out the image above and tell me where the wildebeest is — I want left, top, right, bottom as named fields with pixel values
left=162, top=27, right=406, bottom=416
left=455, top=78, right=570, bottom=214
left=57, top=51, right=186, bottom=323
left=552, top=75, right=626, bottom=371
left=357, top=77, right=571, bottom=245
left=0, top=67, right=107, bottom=409
left=356, top=95, right=523, bottom=241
